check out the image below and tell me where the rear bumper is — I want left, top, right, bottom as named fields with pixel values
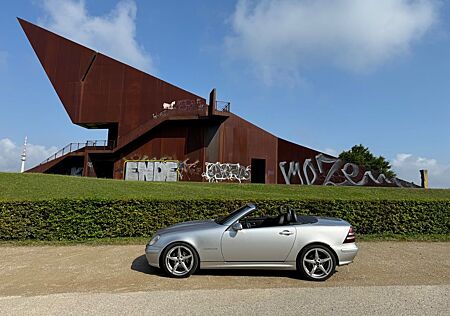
left=333, top=243, right=358, bottom=266
left=145, top=245, right=162, bottom=268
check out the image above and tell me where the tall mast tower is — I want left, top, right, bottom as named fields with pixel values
left=20, top=136, right=27, bottom=173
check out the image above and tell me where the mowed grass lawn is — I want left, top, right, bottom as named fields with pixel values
left=1, top=172, right=449, bottom=202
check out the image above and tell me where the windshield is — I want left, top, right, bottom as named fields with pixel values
left=215, top=205, right=251, bottom=225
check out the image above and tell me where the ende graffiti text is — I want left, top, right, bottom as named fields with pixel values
left=279, top=153, right=398, bottom=186
left=124, top=161, right=178, bottom=182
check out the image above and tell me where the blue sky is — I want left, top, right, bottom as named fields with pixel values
left=0, top=0, right=449, bottom=187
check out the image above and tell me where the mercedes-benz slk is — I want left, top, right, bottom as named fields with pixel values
left=145, top=204, right=358, bottom=281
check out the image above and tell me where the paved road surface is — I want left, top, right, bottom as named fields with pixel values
left=0, top=242, right=448, bottom=315
left=0, top=285, right=448, bottom=315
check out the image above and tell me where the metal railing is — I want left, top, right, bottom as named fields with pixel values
left=216, top=100, right=231, bottom=112
left=40, top=140, right=115, bottom=165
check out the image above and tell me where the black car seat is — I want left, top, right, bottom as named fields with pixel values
left=276, top=214, right=285, bottom=225
left=284, top=212, right=292, bottom=224
left=289, top=209, right=298, bottom=223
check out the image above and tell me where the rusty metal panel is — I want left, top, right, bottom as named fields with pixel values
left=18, top=18, right=96, bottom=122
left=18, top=18, right=205, bottom=149
left=78, top=54, right=123, bottom=124
left=218, top=114, right=278, bottom=184
left=203, top=124, right=220, bottom=163
left=113, top=121, right=205, bottom=181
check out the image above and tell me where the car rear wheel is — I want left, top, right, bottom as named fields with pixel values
left=161, top=242, right=199, bottom=278
left=297, top=244, right=336, bottom=281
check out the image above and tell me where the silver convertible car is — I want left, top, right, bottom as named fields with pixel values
left=145, top=204, right=358, bottom=281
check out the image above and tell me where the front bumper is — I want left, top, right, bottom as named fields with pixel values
left=145, top=244, right=162, bottom=268
left=333, top=243, right=358, bottom=266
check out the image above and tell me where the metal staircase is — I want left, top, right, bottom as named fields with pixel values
left=40, top=140, right=115, bottom=165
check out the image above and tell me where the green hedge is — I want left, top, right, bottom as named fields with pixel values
left=0, top=199, right=449, bottom=240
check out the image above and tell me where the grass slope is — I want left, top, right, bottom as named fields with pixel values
left=1, top=172, right=449, bottom=201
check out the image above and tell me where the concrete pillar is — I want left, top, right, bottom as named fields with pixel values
left=420, top=169, right=429, bottom=189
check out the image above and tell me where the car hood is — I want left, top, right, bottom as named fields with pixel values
left=157, top=219, right=220, bottom=235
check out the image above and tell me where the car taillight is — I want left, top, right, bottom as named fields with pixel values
left=343, top=226, right=356, bottom=243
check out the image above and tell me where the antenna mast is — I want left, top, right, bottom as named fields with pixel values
left=20, top=136, right=27, bottom=173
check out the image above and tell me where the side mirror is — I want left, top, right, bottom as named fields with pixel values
left=231, top=222, right=243, bottom=231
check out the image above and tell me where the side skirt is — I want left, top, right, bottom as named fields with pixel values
left=200, top=261, right=297, bottom=270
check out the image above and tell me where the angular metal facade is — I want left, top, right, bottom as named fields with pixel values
left=19, top=18, right=416, bottom=187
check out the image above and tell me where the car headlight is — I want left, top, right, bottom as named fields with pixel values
left=148, top=235, right=160, bottom=246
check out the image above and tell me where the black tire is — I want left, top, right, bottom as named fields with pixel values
left=297, top=244, right=336, bottom=281
left=160, top=242, right=199, bottom=278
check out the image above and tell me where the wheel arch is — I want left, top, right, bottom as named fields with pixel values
left=296, top=242, right=339, bottom=266
left=158, top=240, right=201, bottom=268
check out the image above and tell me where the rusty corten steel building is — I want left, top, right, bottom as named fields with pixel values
left=19, top=18, right=415, bottom=187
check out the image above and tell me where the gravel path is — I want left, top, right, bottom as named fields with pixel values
left=0, top=242, right=448, bottom=296
left=0, top=242, right=449, bottom=315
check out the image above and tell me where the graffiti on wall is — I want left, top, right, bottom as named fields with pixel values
left=124, top=158, right=201, bottom=181
left=173, top=99, right=206, bottom=110
left=178, top=159, right=200, bottom=180
left=124, top=161, right=179, bottom=182
left=70, top=167, right=83, bottom=176
left=279, top=153, right=402, bottom=186
left=153, top=99, right=207, bottom=119
left=202, top=162, right=251, bottom=183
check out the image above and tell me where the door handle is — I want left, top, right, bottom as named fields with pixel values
left=279, top=230, right=294, bottom=236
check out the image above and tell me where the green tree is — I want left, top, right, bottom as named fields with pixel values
left=339, top=144, right=396, bottom=179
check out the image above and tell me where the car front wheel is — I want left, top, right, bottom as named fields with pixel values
left=161, top=242, right=199, bottom=278
left=297, top=244, right=336, bottom=281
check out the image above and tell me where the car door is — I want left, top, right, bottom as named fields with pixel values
left=221, top=225, right=296, bottom=262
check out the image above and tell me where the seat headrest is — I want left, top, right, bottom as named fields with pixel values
left=289, top=209, right=298, bottom=222
left=284, top=213, right=292, bottom=223
left=277, top=214, right=285, bottom=225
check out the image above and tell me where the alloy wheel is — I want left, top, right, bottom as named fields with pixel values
left=302, top=247, right=334, bottom=280
left=165, top=245, right=195, bottom=277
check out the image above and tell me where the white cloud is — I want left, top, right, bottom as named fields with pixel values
left=392, top=153, right=450, bottom=188
left=226, top=0, right=438, bottom=84
left=0, top=138, right=58, bottom=172
left=39, top=0, right=153, bottom=72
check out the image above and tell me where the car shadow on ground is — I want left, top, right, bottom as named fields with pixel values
left=131, top=255, right=301, bottom=280
left=131, top=255, right=166, bottom=277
